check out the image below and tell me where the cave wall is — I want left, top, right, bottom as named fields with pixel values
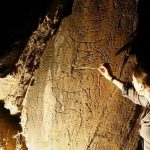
left=20, top=0, right=141, bottom=150
left=0, top=1, right=64, bottom=149
left=0, top=0, right=141, bottom=149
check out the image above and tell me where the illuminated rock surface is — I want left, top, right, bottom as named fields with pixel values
left=0, top=0, right=143, bottom=150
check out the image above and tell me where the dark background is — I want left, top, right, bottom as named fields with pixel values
left=0, top=0, right=50, bottom=55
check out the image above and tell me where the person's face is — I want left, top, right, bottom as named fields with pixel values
left=132, top=74, right=145, bottom=96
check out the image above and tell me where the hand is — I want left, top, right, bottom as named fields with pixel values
left=98, top=63, right=113, bottom=81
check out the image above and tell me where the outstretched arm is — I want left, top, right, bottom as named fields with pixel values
left=98, top=63, right=124, bottom=90
left=98, top=63, right=149, bottom=107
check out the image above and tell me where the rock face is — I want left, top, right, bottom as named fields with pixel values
left=20, top=0, right=141, bottom=149
left=0, top=0, right=143, bottom=150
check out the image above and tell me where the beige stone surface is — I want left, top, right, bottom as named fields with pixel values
left=20, top=0, right=142, bottom=150
left=0, top=0, right=142, bottom=150
left=0, top=75, right=20, bottom=114
left=21, top=45, right=56, bottom=149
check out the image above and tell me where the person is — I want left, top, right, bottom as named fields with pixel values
left=98, top=63, right=150, bottom=150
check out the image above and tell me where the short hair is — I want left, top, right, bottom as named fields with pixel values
left=133, top=64, right=150, bottom=86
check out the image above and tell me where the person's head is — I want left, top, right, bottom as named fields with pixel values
left=132, top=64, right=150, bottom=98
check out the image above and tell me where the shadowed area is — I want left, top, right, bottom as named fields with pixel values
left=0, top=0, right=74, bottom=77
left=0, top=0, right=50, bottom=53
left=116, top=0, right=150, bottom=71
left=0, top=0, right=51, bottom=77
left=0, top=101, right=23, bottom=149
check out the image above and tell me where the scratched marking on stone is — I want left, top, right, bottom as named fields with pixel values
left=68, top=28, right=104, bottom=43
left=74, top=67, right=98, bottom=70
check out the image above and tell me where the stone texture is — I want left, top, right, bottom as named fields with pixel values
left=20, top=0, right=141, bottom=150
left=1, top=1, right=63, bottom=115
left=0, top=0, right=142, bottom=150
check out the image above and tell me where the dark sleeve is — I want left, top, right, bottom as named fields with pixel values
left=122, top=83, right=149, bottom=107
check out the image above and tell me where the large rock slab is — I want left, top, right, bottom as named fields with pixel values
left=20, top=0, right=142, bottom=150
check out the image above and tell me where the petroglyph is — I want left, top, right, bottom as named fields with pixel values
left=0, top=0, right=139, bottom=149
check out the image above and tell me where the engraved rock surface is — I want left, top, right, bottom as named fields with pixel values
left=21, top=0, right=141, bottom=150
left=0, top=0, right=141, bottom=150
